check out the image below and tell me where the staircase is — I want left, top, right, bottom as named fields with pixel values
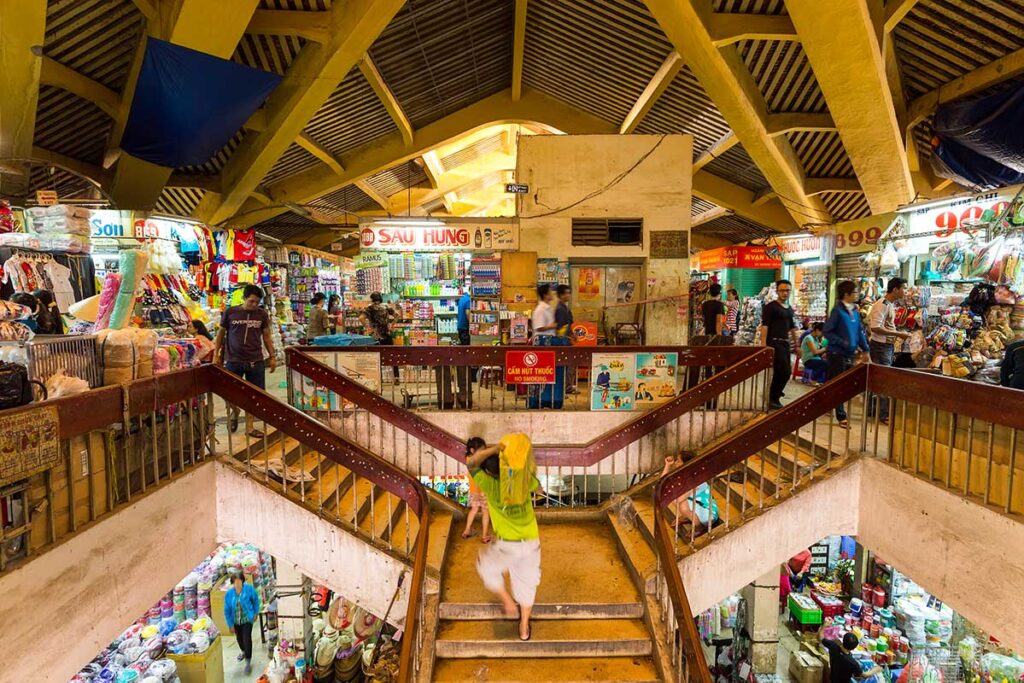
left=428, top=519, right=663, bottom=682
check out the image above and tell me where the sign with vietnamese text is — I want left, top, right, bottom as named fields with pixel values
left=90, top=210, right=132, bottom=238
left=780, top=235, right=833, bottom=262
left=0, top=406, right=60, bottom=486
left=505, top=350, right=556, bottom=384
left=505, top=183, right=529, bottom=194
left=906, top=184, right=1022, bottom=239
left=697, top=246, right=781, bottom=271
left=35, top=190, right=58, bottom=206
left=359, top=223, right=518, bottom=251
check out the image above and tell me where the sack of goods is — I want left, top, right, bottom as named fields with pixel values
left=498, top=432, right=536, bottom=506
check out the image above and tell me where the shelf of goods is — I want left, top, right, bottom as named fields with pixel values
left=793, top=264, right=830, bottom=323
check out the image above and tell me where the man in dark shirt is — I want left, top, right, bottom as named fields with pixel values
left=820, top=626, right=880, bottom=683
left=215, top=284, right=277, bottom=438
left=758, top=279, right=797, bottom=410
left=701, top=283, right=726, bottom=336
left=554, top=284, right=574, bottom=335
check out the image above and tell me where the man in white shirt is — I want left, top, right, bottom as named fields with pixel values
left=531, top=284, right=557, bottom=338
left=867, top=277, right=910, bottom=424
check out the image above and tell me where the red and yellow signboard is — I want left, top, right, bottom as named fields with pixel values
left=697, top=246, right=782, bottom=271
left=505, top=350, right=556, bottom=384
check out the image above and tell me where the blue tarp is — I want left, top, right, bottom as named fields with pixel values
left=120, top=38, right=281, bottom=168
left=930, top=81, right=1024, bottom=190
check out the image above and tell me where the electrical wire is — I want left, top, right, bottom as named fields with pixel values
left=521, top=135, right=669, bottom=220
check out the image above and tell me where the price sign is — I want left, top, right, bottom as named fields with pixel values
left=35, top=190, right=58, bottom=206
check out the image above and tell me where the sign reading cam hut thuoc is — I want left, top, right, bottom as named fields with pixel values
left=359, top=224, right=519, bottom=251
left=505, top=350, right=556, bottom=384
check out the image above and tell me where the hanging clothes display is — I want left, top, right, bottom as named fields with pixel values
left=0, top=249, right=94, bottom=309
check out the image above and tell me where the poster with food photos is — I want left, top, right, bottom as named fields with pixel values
left=633, top=352, right=678, bottom=408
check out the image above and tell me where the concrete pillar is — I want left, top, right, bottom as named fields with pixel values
left=741, top=568, right=781, bottom=674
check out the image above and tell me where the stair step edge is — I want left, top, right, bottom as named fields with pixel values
left=438, top=602, right=645, bottom=620
left=435, top=640, right=653, bottom=659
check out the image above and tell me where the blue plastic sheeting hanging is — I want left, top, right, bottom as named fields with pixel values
left=929, top=81, right=1024, bottom=190
left=120, top=38, right=281, bottom=168
left=931, top=135, right=1024, bottom=191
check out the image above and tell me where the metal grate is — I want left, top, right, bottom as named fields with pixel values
left=702, top=144, right=769, bottom=192
left=368, top=0, right=513, bottom=129
left=691, top=197, right=718, bottom=216
left=309, top=184, right=379, bottom=216
left=789, top=131, right=855, bottom=178
left=33, top=86, right=111, bottom=165
left=571, top=218, right=643, bottom=246
left=44, top=0, right=145, bottom=92
left=303, top=67, right=399, bottom=158
left=635, top=66, right=733, bottom=156
left=259, top=0, right=331, bottom=9
left=524, top=0, right=672, bottom=125
left=736, top=40, right=826, bottom=113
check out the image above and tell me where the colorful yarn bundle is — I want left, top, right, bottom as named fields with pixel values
left=108, top=250, right=149, bottom=330
left=94, top=272, right=122, bottom=331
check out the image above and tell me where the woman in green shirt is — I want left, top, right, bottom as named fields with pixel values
left=801, top=322, right=828, bottom=382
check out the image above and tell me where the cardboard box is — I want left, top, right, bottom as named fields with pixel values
left=789, top=650, right=823, bottom=683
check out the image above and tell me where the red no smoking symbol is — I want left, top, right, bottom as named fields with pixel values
left=523, top=352, right=538, bottom=367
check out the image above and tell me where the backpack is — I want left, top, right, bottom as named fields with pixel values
left=0, top=361, right=45, bottom=409
left=498, top=433, right=536, bottom=507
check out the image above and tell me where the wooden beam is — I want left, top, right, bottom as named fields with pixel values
left=246, top=9, right=331, bottom=43
left=707, top=13, right=797, bottom=47
left=195, top=0, right=404, bottom=225
left=907, top=47, right=1024, bottom=128
left=355, top=180, right=390, bottom=211
left=692, top=172, right=797, bottom=233
left=787, top=0, right=914, bottom=213
left=512, top=0, right=529, bottom=101
left=358, top=55, right=413, bottom=146
left=693, top=132, right=739, bottom=172
left=127, top=0, right=157, bottom=22
left=751, top=187, right=777, bottom=207
left=0, top=1, right=47, bottom=162
left=420, top=151, right=452, bottom=212
left=804, top=177, right=863, bottom=196
left=32, top=147, right=106, bottom=184
left=884, top=0, right=921, bottom=33
left=620, top=52, right=683, bottom=134
left=691, top=206, right=732, bottom=228
left=39, top=57, right=121, bottom=118
left=765, top=112, right=837, bottom=136
left=166, top=173, right=223, bottom=192
left=644, top=0, right=831, bottom=226
left=104, top=28, right=148, bottom=168
left=107, top=0, right=261, bottom=210
left=296, top=133, right=343, bottom=175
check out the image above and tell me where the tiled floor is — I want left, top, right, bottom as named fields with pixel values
left=221, top=630, right=272, bottom=683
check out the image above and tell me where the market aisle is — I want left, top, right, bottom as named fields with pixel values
left=222, top=630, right=272, bottom=683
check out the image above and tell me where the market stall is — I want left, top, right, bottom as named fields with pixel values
left=779, top=234, right=835, bottom=326
left=691, top=245, right=781, bottom=337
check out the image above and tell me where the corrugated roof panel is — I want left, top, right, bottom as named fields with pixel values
left=894, top=0, right=1024, bottom=99
left=711, top=0, right=787, bottom=14
left=439, top=133, right=505, bottom=171
left=155, top=187, right=205, bottom=217
left=789, top=131, right=855, bottom=178
left=736, top=40, right=826, bottom=113
left=28, top=165, right=102, bottom=201
left=33, top=86, right=112, bottom=164
left=259, top=0, right=330, bottom=9
left=304, top=67, right=398, bottom=157
left=821, top=192, right=871, bottom=221
left=695, top=214, right=776, bottom=243
left=261, top=143, right=324, bottom=186
left=364, top=162, right=429, bottom=198
left=233, top=33, right=305, bottom=75
left=691, top=197, right=718, bottom=216
left=702, top=144, right=769, bottom=192
left=309, top=184, right=379, bottom=215
left=368, top=0, right=513, bottom=129
left=635, top=66, right=732, bottom=156
left=524, top=0, right=672, bottom=125
left=44, top=0, right=144, bottom=92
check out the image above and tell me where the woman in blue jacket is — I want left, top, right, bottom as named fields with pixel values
left=823, top=280, right=870, bottom=428
left=223, top=572, right=260, bottom=674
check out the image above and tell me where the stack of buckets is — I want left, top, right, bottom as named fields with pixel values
left=850, top=587, right=910, bottom=666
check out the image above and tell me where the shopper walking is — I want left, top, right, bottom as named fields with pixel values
left=823, top=280, right=870, bottom=427
left=223, top=571, right=260, bottom=675
left=455, top=291, right=473, bottom=408
left=214, top=284, right=277, bottom=438
left=531, top=284, right=557, bottom=339
left=724, top=288, right=740, bottom=336
left=364, top=292, right=400, bottom=380
left=306, top=292, right=331, bottom=340
left=461, top=437, right=493, bottom=543
left=554, top=284, right=574, bottom=336
left=701, top=283, right=726, bottom=336
left=759, top=280, right=798, bottom=410
left=867, top=278, right=910, bottom=425
left=465, top=437, right=542, bottom=641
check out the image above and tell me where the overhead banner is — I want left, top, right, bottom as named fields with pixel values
left=779, top=235, right=834, bottom=262
left=697, top=246, right=781, bottom=271
left=904, top=184, right=1022, bottom=239
left=359, top=223, right=518, bottom=251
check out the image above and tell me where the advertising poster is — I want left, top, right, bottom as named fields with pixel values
left=576, top=267, right=603, bottom=304
left=591, top=353, right=635, bottom=411
left=634, top=352, right=679, bottom=408
left=296, top=352, right=382, bottom=411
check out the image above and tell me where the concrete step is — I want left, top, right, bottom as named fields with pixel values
left=432, top=656, right=661, bottom=682
left=438, top=601, right=644, bottom=621
left=435, top=619, right=653, bottom=659
left=425, top=510, right=455, bottom=578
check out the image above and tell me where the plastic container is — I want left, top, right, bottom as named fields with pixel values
left=862, top=584, right=874, bottom=603
left=872, top=586, right=886, bottom=607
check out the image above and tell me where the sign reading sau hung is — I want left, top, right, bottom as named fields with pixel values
left=359, top=223, right=519, bottom=251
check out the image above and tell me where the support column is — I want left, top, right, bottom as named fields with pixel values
left=741, top=568, right=781, bottom=675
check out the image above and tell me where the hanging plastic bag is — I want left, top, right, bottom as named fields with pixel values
left=879, top=243, right=900, bottom=272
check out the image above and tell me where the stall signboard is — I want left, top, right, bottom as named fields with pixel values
left=634, top=352, right=678, bottom=408
left=354, top=252, right=388, bottom=269
left=359, top=223, right=518, bottom=251
left=780, top=234, right=834, bottom=262
left=35, top=190, right=58, bottom=206
left=697, top=246, right=782, bottom=271
left=295, top=351, right=381, bottom=411
left=834, top=213, right=892, bottom=255
left=591, top=352, right=635, bottom=411
left=133, top=217, right=181, bottom=240
left=0, top=406, right=60, bottom=486
left=89, top=210, right=133, bottom=238
left=505, top=350, right=556, bottom=384
left=905, top=183, right=1022, bottom=239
